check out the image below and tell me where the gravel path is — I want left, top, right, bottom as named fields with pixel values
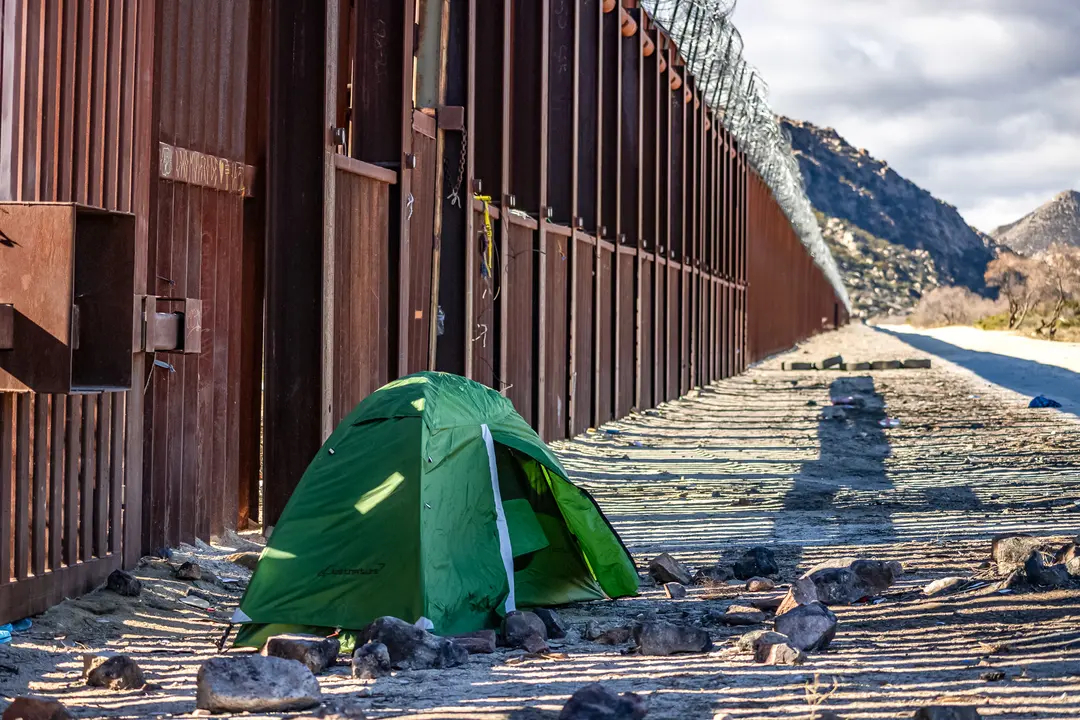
left=3, top=323, right=1080, bottom=719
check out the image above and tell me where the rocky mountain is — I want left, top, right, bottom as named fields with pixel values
left=782, top=118, right=995, bottom=316
left=992, top=190, right=1080, bottom=256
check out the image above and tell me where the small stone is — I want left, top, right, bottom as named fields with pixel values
left=176, top=561, right=203, bottom=581
left=298, top=699, right=369, bottom=719
left=558, top=683, right=647, bottom=720
left=357, top=616, right=467, bottom=670
left=746, top=577, right=775, bottom=592
left=522, top=633, right=550, bottom=654
left=781, top=558, right=902, bottom=610
left=226, top=551, right=261, bottom=571
left=733, top=547, right=779, bottom=580
left=106, top=569, right=142, bottom=597
left=913, top=707, right=981, bottom=720
left=664, top=582, right=687, bottom=599
left=924, top=577, right=966, bottom=597
left=633, top=621, right=712, bottom=656
left=450, top=630, right=497, bottom=654
left=533, top=608, right=568, bottom=639
left=2, top=697, right=73, bottom=720
left=807, top=400, right=818, bottom=406
left=352, top=642, right=391, bottom=680
left=595, top=626, right=634, bottom=645
left=992, top=535, right=1045, bottom=574
left=736, top=630, right=787, bottom=654
left=196, top=656, right=321, bottom=713
left=647, top=553, right=692, bottom=586
left=821, top=406, right=847, bottom=421
left=980, top=670, right=1005, bottom=682
left=503, top=611, right=549, bottom=648
left=773, top=602, right=837, bottom=652
left=263, top=634, right=340, bottom=674
left=1067, top=556, right=1080, bottom=578
left=762, top=642, right=805, bottom=665
left=745, top=593, right=785, bottom=611
left=83, top=654, right=146, bottom=690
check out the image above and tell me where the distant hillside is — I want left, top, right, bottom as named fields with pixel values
left=992, top=190, right=1080, bottom=256
left=782, top=118, right=995, bottom=315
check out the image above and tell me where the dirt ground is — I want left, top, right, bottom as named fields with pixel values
left=4, top=323, right=1080, bottom=719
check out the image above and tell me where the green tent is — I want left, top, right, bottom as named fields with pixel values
left=233, top=372, right=638, bottom=648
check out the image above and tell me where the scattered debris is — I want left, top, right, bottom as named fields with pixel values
left=196, top=656, right=322, bottom=714
left=449, top=630, right=497, bottom=655
left=633, top=621, right=712, bottom=655
left=879, top=418, right=900, bottom=428
left=664, top=582, right=687, bottom=599
left=1029, top=395, right=1062, bottom=409
left=773, top=603, right=837, bottom=652
left=83, top=654, right=146, bottom=691
left=262, top=634, right=340, bottom=675
left=980, top=670, right=1005, bottom=682
left=923, top=577, right=967, bottom=597
left=533, top=609, right=568, bottom=639
left=106, top=569, right=142, bottom=597
left=1024, top=552, right=1072, bottom=588
left=352, top=642, right=391, bottom=680
left=746, top=577, right=775, bottom=592
left=558, top=683, right=647, bottom=720
left=648, top=553, right=693, bottom=586
left=357, top=616, right=468, bottom=670
left=733, top=547, right=779, bottom=580
left=1, top=697, right=72, bottom=720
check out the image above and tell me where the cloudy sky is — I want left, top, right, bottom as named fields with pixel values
left=734, top=0, right=1080, bottom=233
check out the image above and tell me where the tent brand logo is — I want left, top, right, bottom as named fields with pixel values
left=317, top=564, right=386, bottom=578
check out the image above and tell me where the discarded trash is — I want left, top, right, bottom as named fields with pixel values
left=1029, top=395, right=1062, bottom=409
left=879, top=418, right=900, bottom=428
left=181, top=595, right=212, bottom=610
left=605, top=429, right=621, bottom=435
left=833, top=396, right=856, bottom=407
left=629, top=440, right=644, bottom=447
left=0, top=630, right=9, bottom=645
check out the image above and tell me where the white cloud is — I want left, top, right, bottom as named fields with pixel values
left=734, top=0, right=1080, bottom=232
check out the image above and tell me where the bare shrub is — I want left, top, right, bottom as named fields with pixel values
left=909, top=286, right=1003, bottom=328
left=985, top=252, right=1037, bottom=329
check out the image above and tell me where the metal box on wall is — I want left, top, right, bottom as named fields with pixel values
left=0, top=202, right=136, bottom=393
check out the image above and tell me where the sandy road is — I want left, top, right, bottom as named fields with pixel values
left=3, top=323, right=1080, bottom=719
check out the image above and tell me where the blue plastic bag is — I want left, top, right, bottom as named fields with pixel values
left=1029, top=395, right=1062, bottom=409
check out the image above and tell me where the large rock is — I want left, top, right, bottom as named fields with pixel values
left=450, top=630, right=497, bottom=654
left=992, top=535, right=1045, bottom=574
left=647, top=554, right=692, bottom=586
left=733, top=547, right=779, bottom=580
left=352, top=642, right=391, bottom=680
left=196, top=656, right=321, bottom=713
left=594, top=626, right=633, bottom=645
left=913, top=707, right=981, bottom=720
left=559, top=683, right=647, bottom=720
left=83, top=654, right=145, bottom=690
left=692, top=565, right=734, bottom=584
left=746, top=577, right=775, bottom=592
left=780, top=558, right=902, bottom=612
left=773, top=602, right=837, bottom=652
left=632, top=622, right=712, bottom=656
left=533, top=608, right=568, bottom=639
left=357, top=617, right=467, bottom=670
left=503, top=610, right=549, bottom=650
left=664, top=582, right=687, bottom=599
left=262, top=634, right=340, bottom=674
left=175, top=561, right=205, bottom=581
left=106, top=569, right=142, bottom=597
left=2, top=698, right=72, bottom=720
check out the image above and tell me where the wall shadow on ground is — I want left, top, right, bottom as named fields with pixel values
left=878, top=326, right=1080, bottom=416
